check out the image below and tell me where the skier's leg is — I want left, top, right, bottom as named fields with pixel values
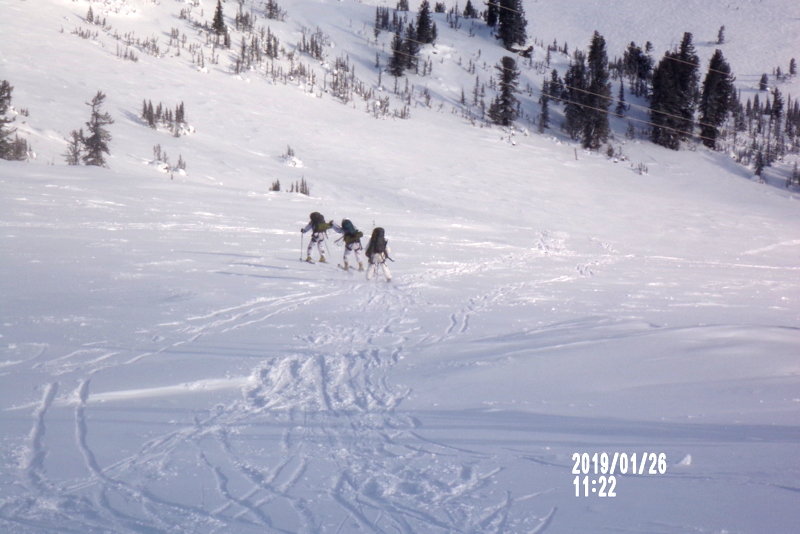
left=381, top=261, right=392, bottom=281
left=354, top=244, right=364, bottom=271
left=317, top=236, right=326, bottom=262
left=342, top=244, right=352, bottom=269
left=306, top=234, right=314, bottom=261
left=366, top=254, right=377, bottom=280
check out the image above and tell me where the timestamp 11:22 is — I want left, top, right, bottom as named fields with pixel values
left=574, top=475, right=617, bottom=497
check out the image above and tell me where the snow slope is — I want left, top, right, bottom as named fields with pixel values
left=1, top=1, right=800, bottom=532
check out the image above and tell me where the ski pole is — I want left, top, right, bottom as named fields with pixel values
left=300, top=231, right=304, bottom=260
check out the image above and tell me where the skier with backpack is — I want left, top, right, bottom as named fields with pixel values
left=331, top=218, right=364, bottom=271
left=365, top=227, right=392, bottom=282
left=301, top=211, right=332, bottom=263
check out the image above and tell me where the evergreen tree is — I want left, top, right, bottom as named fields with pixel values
left=615, top=79, right=626, bottom=116
left=403, top=23, right=420, bottom=71
left=212, top=0, right=227, bottom=39
left=582, top=31, right=611, bottom=150
left=416, top=0, right=435, bottom=44
left=497, top=0, right=527, bottom=50
left=538, top=78, right=550, bottom=133
left=716, top=25, right=725, bottom=44
left=563, top=51, right=588, bottom=140
left=0, top=80, right=29, bottom=161
left=463, top=0, right=478, bottom=18
left=549, top=69, right=564, bottom=100
left=64, top=129, right=83, bottom=165
left=754, top=149, right=765, bottom=176
left=82, top=91, right=114, bottom=167
left=388, top=29, right=405, bottom=77
left=675, top=32, right=700, bottom=139
left=264, top=0, right=285, bottom=21
left=650, top=52, right=683, bottom=149
left=622, top=41, right=653, bottom=97
left=790, top=58, right=797, bottom=77
left=0, top=80, right=14, bottom=159
left=485, top=0, right=498, bottom=27
left=759, top=73, right=769, bottom=91
left=771, top=87, right=785, bottom=160
left=699, top=49, right=733, bottom=148
left=649, top=34, right=700, bottom=149
left=488, top=56, right=520, bottom=126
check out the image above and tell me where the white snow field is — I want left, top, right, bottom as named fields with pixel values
left=1, top=0, right=799, bottom=532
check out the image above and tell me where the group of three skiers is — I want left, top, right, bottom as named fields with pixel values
left=301, top=211, right=392, bottom=281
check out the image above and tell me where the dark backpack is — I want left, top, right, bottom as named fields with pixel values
left=366, top=227, right=387, bottom=256
left=341, top=219, right=363, bottom=244
left=309, top=211, right=330, bottom=232
left=341, top=218, right=357, bottom=234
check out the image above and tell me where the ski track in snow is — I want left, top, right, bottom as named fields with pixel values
left=3, top=209, right=798, bottom=532
left=2, top=247, right=564, bottom=533
left=3, top=0, right=800, bottom=530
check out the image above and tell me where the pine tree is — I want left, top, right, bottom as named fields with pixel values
left=0, top=80, right=14, bottom=159
left=759, top=73, right=769, bottom=91
left=549, top=69, right=564, bottom=100
left=699, top=49, right=733, bottom=148
left=582, top=31, right=611, bottom=150
left=264, top=0, right=285, bottom=21
left=416, top=0, right=435, bottom=44
left=212, top=0, right=227, bottom=39
left=675, top=32, right=700, bottom=139
left=650, top=52, right=683, bottom=149
left=563, top=51, right=588, bottom=141
left=403, top=23, right=420, bottom=71
left=538, top=78, right=550, bottom=133
left=615, top=79, right=626, bottom=116
left=650, top=34, right=700, bottom=150
left=716, top=25, right=725, bottom=45
left=488, top=56, right=520, bottom=126
left=0, top=80, right=29, bottom=161
left=463, top=0, right=478, bottom=18
left=485, top=0, right=498, bottom=27
left=790, top=58, right=797, bottom=77
left=388, top=29, right=405, bottom=77
left=64, top=129, right=83, bottom=165
left=497, top=0, right=527, bottom=50
left=82, top=91, right=114, bottom=167
left=754, top=149, right=765, bottom=176
left=771, top=87, right=785, bottom=160
left=622, top=41, right=653, bottom=97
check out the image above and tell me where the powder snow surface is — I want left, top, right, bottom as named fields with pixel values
left=1, top=1, right=799, bottom=532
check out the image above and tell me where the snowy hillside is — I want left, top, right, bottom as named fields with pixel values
left=1, top=0, right=800, bottom=533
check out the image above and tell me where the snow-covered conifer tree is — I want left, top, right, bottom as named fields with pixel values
left=488, top=56, right=520, bottom=126
left=82, top=91, right=114, bottom=167
left=582, top=31, right=611, bottom=150
left=388, top=29, right=405, bottom=77
left=699, top=49, right=733, bottom=148
left=416, top=0, right=435, bottom=44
